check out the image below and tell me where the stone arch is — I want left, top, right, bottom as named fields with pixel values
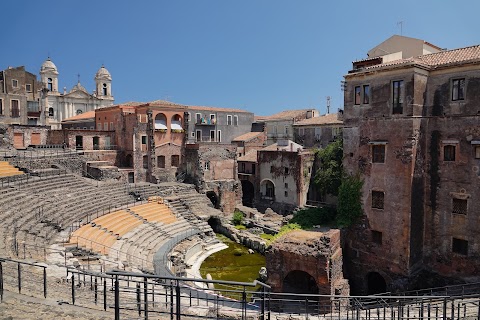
left=206, top=191, right=219, bottom=209
left=154, top=113, right=167, bottom=130
left=241, top=180, right=254, bottom=207
left=260, top=179, right=275, bottom=199
left=283, top=270, right=319, bottom=295
left=367, top=271, right=387, bottom=295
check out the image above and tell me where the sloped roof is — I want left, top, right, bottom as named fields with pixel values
left=359, top=44, right=480, bottom=72
left=261, top=140, right=303, bottom=152
left=294, top=113, right=343, bottom=126
left=238, top=150, right=258, bottom=162
left=255, top=109, right=314, bottom=121
left=232, top=132, right=263, bottom=142
left=62, top=110, right=95, bottom=122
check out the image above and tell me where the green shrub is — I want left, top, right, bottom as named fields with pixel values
left=232, top=210, right=244, bottom=225
left=337, top=174, right=363, bottom=227
left=290, top=207, right=336, bottom=229
left=260, top=233, right=274, bottom=241
left=233, top=248, right=243, bottom=256
left=235, top=225, right=247, bottom=230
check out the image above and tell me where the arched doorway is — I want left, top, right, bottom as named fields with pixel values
left=206, top=191, right=219, bottom=209
left=260, top=179, right=275, bottom=200
left=367, top=272, right=387, bottom=295
left=241, top=180, right=254, bottom=207
left=283, top=270, right=318, bottom=294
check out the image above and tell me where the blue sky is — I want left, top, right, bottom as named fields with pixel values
left=2, top=1, right=479, bottom=115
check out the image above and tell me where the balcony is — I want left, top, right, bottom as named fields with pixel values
left=27, top=101, right=40, bottom=117
left=196, top=118, right=216, bottom=126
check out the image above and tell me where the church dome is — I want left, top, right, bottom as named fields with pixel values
left=95, top=65, right=111, bottom=80
left=40, top=58, right=58, bottom=74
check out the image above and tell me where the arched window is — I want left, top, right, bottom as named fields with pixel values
left=260, top=179, right=275, bottom=199
left=48, top=107, right=54, bottom=117
left=171, top=114, right=183, bottom=132
left=102, top=83, right=107, bottom=96
left=76, top=110, right=83, bottom=115
left=47, top=78, right=53, bottom=91
left=154, top=113, right=167, bottom=131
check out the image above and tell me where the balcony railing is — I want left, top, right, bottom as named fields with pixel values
left=196, top=118, right=216, bottom=125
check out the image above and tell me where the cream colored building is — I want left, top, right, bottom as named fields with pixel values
left=40, top=58, right=114, bottom=129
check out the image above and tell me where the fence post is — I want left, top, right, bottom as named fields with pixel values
left=17, top=262, right=21, bottom=294
left=103, top=278, right=107, bottom=311
left=242, top=288, right=247, bottom=320
left=71, top=272, right=75, bottom=305
left=260, top=286, right=265, bottom=320
left=136, top=282, right=141, bottom=316
left=0, top=261, right=3, bottom=303
left=43, top=267, right=47, bottom=298
left=144, top=277, right=149, bottom=320
left=176, top=280, right=181, bottom=320
left=94, top=277, right=98, bottom=305
left=114, top=275, right=120, bottom=320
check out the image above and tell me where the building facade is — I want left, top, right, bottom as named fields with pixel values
left=343, top=40, right=480, bottom=294
left=40, top=58, right=114, bottom=129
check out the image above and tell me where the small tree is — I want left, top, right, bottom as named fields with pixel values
left=336, top=174, right=364, bottom=227
left=232, top=210, right=244, bottom=225
left=314, top=139, right=343, bottom=196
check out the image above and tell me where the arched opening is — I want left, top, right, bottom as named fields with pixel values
left=367, top=272, right=387, bottom=295
left=283, top=270, right=318, bottom=294
left=171, top=114, right=183, bottom=132
left=241, top=180, right=254, bottom=207
left=125, top=154, right=133, bottom=168
left=102, top=83, right=107, bottom=96
left=260, top=179, right=275, bottom=200
left=47, top=78, right=53, bottom=91
left=206, top=191, right=219, bottom=209
left=154, top=113, right=167, bottom=131
left=93, top=136, right=100, bottom=150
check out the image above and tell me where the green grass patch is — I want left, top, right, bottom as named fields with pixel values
left=234, top=224, right=247, bottom=230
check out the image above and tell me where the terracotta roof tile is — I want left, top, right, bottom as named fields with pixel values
left=62, top=110, right=95, bottom=122
left=360, top=45, right=480, bottom=72
left=255, top=109, right=315, bottom=121
left=146, top=100, right=250, bottom=113
left=238, top=150, right=258, bottom=162
left=232, top=132, right=263, bottom=142
left=294, top=113, right=343, bottom=126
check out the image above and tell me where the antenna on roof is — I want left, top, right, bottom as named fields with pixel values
left=397, top=21, right=404, bottom=35
left=326, top=96, right=331, bottom=114
left=77, top=73, right=81, bottom=84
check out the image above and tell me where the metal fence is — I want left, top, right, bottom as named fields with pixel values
left=2, top=256, right=480, bottom=320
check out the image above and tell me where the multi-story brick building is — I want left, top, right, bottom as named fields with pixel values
left=293, top=112, right=343, bottom=149
left=343, top=38, right=480, bottom=293
left=0, top=66, right=44, bottom=127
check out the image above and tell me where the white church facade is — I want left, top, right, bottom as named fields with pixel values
left=40, top=58, right=114, bottom=129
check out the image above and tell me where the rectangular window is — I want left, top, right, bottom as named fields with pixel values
left=298, top=128, right=305, bottom=136
left=11, top=100, right=19, bottom=117
left=444, top=145, right=456, bottom=161
left=25, top=84, right=32, bottom=92
left=143, top=155, right=148, bottom=169
left=210, top=130, right=215, bottom=142
left=210, top=114, right=216, bottom=124
left=233, top=115, right=238, bottom=126
left=217, top=130, right=221, bottom=143
left=372, top=145, right=386, bottom=163
left=196, top=113, right=201, bottom=124
left=110, top=122, right=113, bottom=130
left=273, top=126, right=277, bottom=135
left=270, top=166, right=274, bottom=173
left=141, top=135, right=147, bottom=145
left=285, top=126, right=289, bottom=135
left=284, top=167, right=289, bottom=175
left=475, top=146, right=480, bottom=159
left=104, top=122, right=108, bottom=130
left=97, top=123, right=102, bottom=130
left=204, top=161, right=210, bottom=170
left=315, top=128, right=321, bottom=141
left=452, top=198, right=467, bottom=215
left=452, top=238, right=468, bottom=255
left=171, top=155, right=179, bottom=167
left=0, top=98, right=3, bottom=115
left=372, top=230, right=383, bottom=245
left=371, top=191, right=385, bottom=209
left=363, top=85, right=370, bottom=104
left=284, top=191, right=288, bottom=197
left=227, top=115, right=232, bottom=125
left=157, top=155, right=165, bottom=168
left=285, top=183, right=288, bottom=188
left=240, top=162, right=245, bottom=172
left=452, top=78, right=465, bottom=101
left=12, top=79, right=18, bottom=88
left=354, top=86, right=361, bottom=105
left=392, top=80, right=404, bottom=114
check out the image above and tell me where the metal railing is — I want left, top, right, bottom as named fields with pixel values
left=3, top=259, right=480, bottom=320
